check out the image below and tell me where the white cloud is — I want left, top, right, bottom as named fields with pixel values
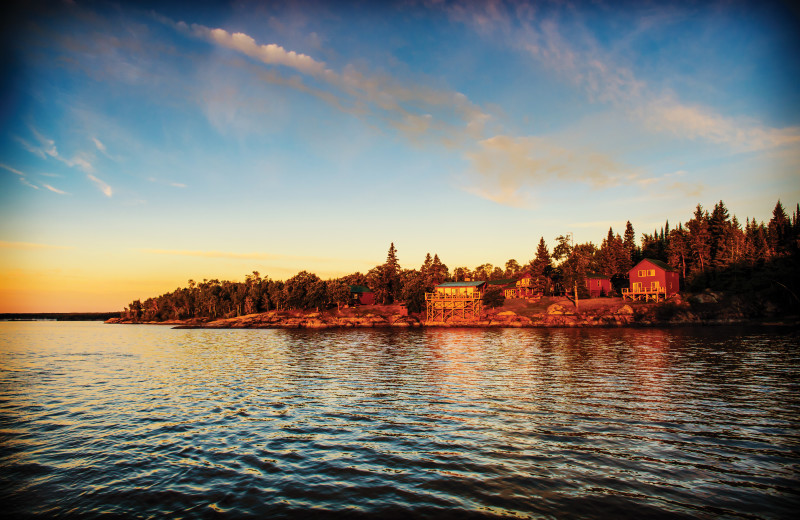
left=464, top=134, right=631, bottom=207
left=0, top=163, right=25, bottom=176
left=42, top=183, right=68, bottom=195
left=67, top=155, right=94, bottom=173
left=87, top=174, right=113, bottom=197
left=92, top=137, right=106, bottom=152
left=2, top=164, right=39, bottom=190
left=20, top=178, right=40, bottom=190
left=170, top=20, right=490, bottom=142
left=444, top=3, right=800, bottom=153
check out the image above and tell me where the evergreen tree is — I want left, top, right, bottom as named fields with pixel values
left=686, top=204, right=711, bottom=272
left=709, top=200, right=733, bottom=270
left=623, top=221, right=638, bottom=264
left=667, top=224, right=690, bottom=282
left=530, top=237, right=551, bottom=277
left=769, top=200, right=790, bottom=256
left=430, top=254, right=448, bottom=285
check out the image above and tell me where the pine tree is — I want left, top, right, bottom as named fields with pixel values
left=769, top=200, right=790, bottom=256
left=386, top=243, right=400, bottom=274
left=421, top=253, right=433, bottom=279
left=686, top=204, right=711, bottom=273
left=623, top=221, right=638, bottom=265
left=430, top=254, right=448, bottom=285
left=530, top=237, right=551, bottom=277
left=709, top=200, right=732, bottom=270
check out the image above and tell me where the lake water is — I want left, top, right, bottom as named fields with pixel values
left=1, top=322, right=798, bottom=519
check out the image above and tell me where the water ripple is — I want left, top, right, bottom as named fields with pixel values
left=1, top=322, right=799, bottom=518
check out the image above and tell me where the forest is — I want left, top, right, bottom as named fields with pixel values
left=121, top=200, right=800, bottom=321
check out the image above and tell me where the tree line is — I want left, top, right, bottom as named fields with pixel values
left=122, top=200, right=799, bottom=321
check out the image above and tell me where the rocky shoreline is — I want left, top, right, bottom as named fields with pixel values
left=105, top=293, right=798, bottom=329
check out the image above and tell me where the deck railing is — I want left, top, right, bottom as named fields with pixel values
left=425, top=292, right=484, bottom=301
left=622, top=287, right=667, bottom=301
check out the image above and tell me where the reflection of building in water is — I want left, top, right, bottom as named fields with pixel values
left=632, top=328, right=671, bottom=412
left=425, top=281, right=485, bottom=322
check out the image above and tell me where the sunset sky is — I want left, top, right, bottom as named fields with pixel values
left=1, top=0, right=798, bottom=312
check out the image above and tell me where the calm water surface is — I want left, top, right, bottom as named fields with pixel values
left=0, top=322, right=798, bottom=518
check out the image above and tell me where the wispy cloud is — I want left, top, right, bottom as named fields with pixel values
left=92, top=137, right=106, bottom=152
left=87, top=174, right=113, bottom=197
left=439, top=1, right=800, bottom=154
left=17, top=128, right=97, bottom=170
left=167, top=19, right=490, bottom=142
left=15, top=127, right=59, bottom=159
left=463, top=134, right=631, bottom=207
left=147, top=176, right=187, bottom=189
left=0, top=241, right=74, bottom=251
left=19, top=178, right=40, bottom=190
left=2, top=163, right=39, bottom=190
left=0, top=164, right=25, bottom=177
left=42, top=183, right=68, bottom=195
left=635, top=96, right=800, bottom=152
left=91, top=136, right=122, bottom=161
left=523, top=16, right=799, bottom=152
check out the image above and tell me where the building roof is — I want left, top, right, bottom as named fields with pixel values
left=486, top=278, right=515, bottom=286
left=349, top=285, right=372, bottom=293
left=633, top=258, right=675, bottom=272
left=436, top=281, right=486, bottom=288
left=585, top=273, right=610, bottom=279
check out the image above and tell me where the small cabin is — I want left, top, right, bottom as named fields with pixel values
left=433, top=281, right=486, bottom=298
left=349, top=285, right=375, bottom=306
left=507, top=272, right=544, bottom=299
left=623, top=259, right=679, bottom=301
left=485, top=279, right=515, bottom=298
left=585, top=274, right=611, bottom=298
left=426, top=281, right=486, bottom=322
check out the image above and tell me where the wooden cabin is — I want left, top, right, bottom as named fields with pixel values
left=504, top=272, right=543, bottom=299
left=486, top=278, right=515, bottom=299
left=622, top=259, right=679, bottom=302
left=425, top=281, right=486, bottom=322
left=349, top=285, right=375, bottom=306
left=585, top=274, right=611, bottom=298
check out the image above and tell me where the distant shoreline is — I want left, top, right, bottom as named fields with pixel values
left=1, top=312, right=119, bottom=321
left=104, top=295, right=799, bottom=330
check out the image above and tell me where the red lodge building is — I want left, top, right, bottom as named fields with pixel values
left=349, top=285, right=375, bottom=306
left=585, top=274, right=612, bottom=298
left=623, top=259, right=679, bottom=302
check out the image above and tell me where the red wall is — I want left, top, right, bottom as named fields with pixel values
left=585, top=278, right=611, bottom=297
left=629, top=260, right=679, bottom=296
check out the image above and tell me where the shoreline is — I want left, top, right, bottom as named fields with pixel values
left=105, top=296, right=799, bottom=330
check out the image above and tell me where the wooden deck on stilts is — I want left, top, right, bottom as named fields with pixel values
left=425, top=292, right=483, bottom=322
left=621, top=287, right=667, bottom=302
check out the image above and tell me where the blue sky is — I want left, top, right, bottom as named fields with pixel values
left=1, top=0, right=798, bottom=311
